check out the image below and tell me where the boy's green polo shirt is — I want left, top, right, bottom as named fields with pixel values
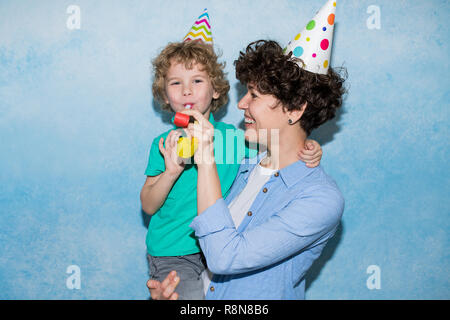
left=145, top=113, right=257, bottom=256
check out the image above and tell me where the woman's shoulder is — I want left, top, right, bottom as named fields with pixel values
left=302, top=166, right=342, bottom=193
left=278, top=166, right=344, bottom=229
left=300, top=166, right=344, bottom=212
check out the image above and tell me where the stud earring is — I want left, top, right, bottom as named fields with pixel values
left=288, top=119, right=293, bottom=124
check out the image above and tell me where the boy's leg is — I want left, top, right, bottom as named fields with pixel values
left=147, top=253, right=206, bottom=300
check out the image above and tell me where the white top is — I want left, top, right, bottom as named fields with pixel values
left=201, top=157, right=277, bottom=295
left=228, top=160, right=276, bottom=227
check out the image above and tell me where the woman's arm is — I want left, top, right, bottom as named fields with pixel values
left=147, top=270, right=180, bottom=300
left=196, top=163, right=222, bottom=214
left=182, top=109, right=222, bottom=214
left=190, top=185, right=344, bottom=275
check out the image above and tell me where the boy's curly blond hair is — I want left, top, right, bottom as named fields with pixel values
left=152, top=41, right=230, bottom=113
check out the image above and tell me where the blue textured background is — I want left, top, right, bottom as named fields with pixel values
left=0, top=0, right=449, bottom=299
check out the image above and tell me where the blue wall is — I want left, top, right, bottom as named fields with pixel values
left=0, top=0, right=448, bottom=299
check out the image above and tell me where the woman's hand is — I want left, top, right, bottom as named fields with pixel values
left=181, top=109, right=222, bottom=214
left=159, top=130, right=185, bottom=177
left=147, top=271, right=180, bottom=300
left=298, top=139, right=322, bottom=168
left=181, top=109, right=215, bottom=166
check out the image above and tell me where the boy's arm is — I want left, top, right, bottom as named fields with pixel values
left=141, top=131, right=185, bottom=215
left=140, top=172, right=179, bottom=215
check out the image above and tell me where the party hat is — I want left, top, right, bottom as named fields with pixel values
left=284, top=0, right=337, bottom=74
left=183, top=8, right=213, bottom=44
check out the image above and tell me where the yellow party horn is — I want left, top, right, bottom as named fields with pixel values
left=177, top=136, right=198, bottom=159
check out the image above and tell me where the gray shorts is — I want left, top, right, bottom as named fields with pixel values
left=147, top=253, right=206, bottom=300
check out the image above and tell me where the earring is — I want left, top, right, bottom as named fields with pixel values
left=288, top=119, right=293, bottom=124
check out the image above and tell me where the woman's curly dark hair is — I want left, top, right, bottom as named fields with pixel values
left=234, top=40, right=347, bottom=136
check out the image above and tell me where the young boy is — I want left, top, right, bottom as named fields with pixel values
left=140, top=10, right=322, bottom=300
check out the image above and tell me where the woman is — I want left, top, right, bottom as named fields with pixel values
left=148, top=39, right=346, bottom=299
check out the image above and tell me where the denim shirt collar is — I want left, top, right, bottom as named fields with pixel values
left=237, top=151, right=315, bottom=188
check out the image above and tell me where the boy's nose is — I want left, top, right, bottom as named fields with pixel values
left=183, top=85, right=192, bottom=96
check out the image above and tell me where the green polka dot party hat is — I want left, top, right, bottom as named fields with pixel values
left=284, top=0, right=337, bottom=74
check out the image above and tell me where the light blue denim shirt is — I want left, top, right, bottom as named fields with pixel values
left=190, top=152, right=344, bottom=300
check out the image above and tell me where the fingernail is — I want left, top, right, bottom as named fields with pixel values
left=174, top=276, right=180, bottom=282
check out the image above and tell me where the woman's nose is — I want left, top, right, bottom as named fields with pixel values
left=238, top=93, right=249, bottom=110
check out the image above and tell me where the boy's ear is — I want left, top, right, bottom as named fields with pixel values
left=163, top=92, right=169, bottom=105
left=212, top=90, right=220, bottom=100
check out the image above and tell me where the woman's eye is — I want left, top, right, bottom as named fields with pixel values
left=251, top=93, right=258, bottom=99
left=194, top=79, right=203, bottom=83
left=170, top=82, right=180, bottom=85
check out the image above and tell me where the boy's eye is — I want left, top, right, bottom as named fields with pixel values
left=251, top=93, right=258, bottom=99
left=170, top=81, right=180, bottom=85
left=194, top=79, right=203, bottom=83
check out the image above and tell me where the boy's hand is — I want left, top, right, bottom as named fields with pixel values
left=159, top=130, right=185, bottom=177
left=298, top=139, right=322, bottom=168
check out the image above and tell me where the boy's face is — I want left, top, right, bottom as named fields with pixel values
left=164, top=60, right=219, bottom=116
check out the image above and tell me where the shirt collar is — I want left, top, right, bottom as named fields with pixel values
left=208, top=112, right=217, bottom=127
left=278, top=159, right=315, bottom=188
left=238, top=151, right=267, bottom=177
left=237, top=151, right=315, bottom=188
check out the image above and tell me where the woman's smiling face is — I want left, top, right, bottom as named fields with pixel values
left=238, top=83, right=288, bottom=145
